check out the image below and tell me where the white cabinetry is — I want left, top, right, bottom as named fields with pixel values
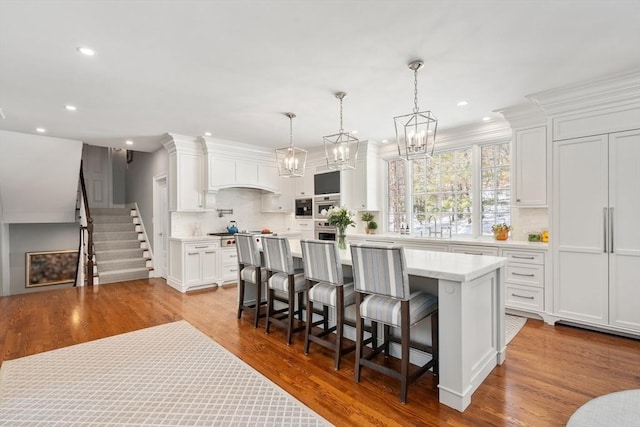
left=341, top=141, right=380, bottom=211
left=168, top=238, right=220, bottom=293
left=163, top=135, right=204, bottom=212
left=502, top=249, right=545, bottom=313
left=514, top=126, right=547, bottom=206
left=220, top=247, right=239, bottom=283
left=261, top=175, right=293, bottom=213
left=293, top=172, right=314, bottom=197
left=553, top=129, right=640, bottom=332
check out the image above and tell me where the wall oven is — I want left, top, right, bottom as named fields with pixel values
left=295, top=197, right=313, bottom=219
left=314, top=195, right=340, bottom=219
left=315, top=221, right=337, bottom=241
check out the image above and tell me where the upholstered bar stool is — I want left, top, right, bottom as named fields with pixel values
left=350, top=243, right=439, bottom=404
left=235, top=233, right=268, bottom=328
left=300, top=239, right=356, bottom=370
left=262, top=235, right=306, bottom=345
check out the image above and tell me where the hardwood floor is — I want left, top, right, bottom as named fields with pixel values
left=1, top=279, right=639, bottom=426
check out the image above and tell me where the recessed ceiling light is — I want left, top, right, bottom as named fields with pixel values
left=36, top=127, right=46, bottom=133
left=65, top=105, right=77, bottom=111
left=382, top=139, right=388, bottom=143
left=457, top=101, right=468, bottom=107
left=125, top=140, right=133, bottom=145
left=77, top=46, right=95, bottom=56
left=204, top=132, right=212, bottom=137
left=351, top=130, right=358, bottom=134
left=482, top=116, right=491, bottom=121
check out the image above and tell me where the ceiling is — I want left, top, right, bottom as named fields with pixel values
left=1, top=1, right=639, bottom=153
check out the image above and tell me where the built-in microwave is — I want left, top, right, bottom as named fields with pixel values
left=295, top=198, right=313, bottom=219
left=314, top=195, right=340, bottom=219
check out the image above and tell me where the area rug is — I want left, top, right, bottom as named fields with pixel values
left=0, top=321, right=330, bottom=426
left=505, top=314, right=527, bottom=345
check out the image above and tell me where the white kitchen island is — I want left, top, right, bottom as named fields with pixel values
left=286, top=239, right=508, bottom=412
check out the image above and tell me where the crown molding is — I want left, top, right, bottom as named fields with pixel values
left=161, top=133, right=201, bottom=155
left=527, top=68, right=640, bottom=117
left=495, top=101, right=546, bottom=130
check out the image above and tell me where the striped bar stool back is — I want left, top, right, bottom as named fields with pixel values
left=350, top=243, right=439, bottom=404
left=262, top=236, right=306, bottom=345
left=300, top=239, right=357, bottom=370
left=235, top=233, right=267, bottom=328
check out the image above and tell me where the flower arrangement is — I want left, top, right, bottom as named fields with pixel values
left=321, top=206, right=356, bottom=248
left=491, top=223, right=512, bottom=240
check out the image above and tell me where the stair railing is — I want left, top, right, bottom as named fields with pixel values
left=78, top=161, right=94, bottom=286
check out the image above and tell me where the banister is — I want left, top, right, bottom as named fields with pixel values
left=79, top=160, right=94, bottom=286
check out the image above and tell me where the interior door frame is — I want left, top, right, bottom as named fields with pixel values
left=152, top=174, right=169, bottom=279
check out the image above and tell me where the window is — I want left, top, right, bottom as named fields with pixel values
left=387, top=159, right=407, bottom=232
left=481, top=142, right=511, bottom=235
left=412, top=149, right=472, bottom=236
left=387, top=141, right=510, bottom=236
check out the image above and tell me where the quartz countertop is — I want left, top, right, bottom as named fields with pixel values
left=347, top=233, right=549, bottom=250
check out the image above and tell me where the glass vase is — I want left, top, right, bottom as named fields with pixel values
left=337, top=227, right=347, bottom=250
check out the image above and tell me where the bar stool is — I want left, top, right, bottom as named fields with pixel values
left=300, top=239, right=356, bottom=370
left=350, top=243, right=439, bottom=404
left=262, top=236, right=306, bottom=345
left=235, top=233, right=267, bottom=328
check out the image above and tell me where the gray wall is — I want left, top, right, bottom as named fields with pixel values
left=9, top=223, right=79, bottom=295
left=112, top=148, right=127, bottom=205
left=125, top=148, right=169, bottom=248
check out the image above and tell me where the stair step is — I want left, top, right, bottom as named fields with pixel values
left=94, top=223, right=135, bottom=232
left=94, top=239, right=142, bottom=251
left=92, top=208, right=134, bottom=216
left=94, top=231, right=139, bottom=241
left=98, top=258, right=147, bottom=272
left=92, top=215, right=134, bottom=224
left=98, top=267, right=149, bottom=284
left=95, top=248, right=144, bottom=261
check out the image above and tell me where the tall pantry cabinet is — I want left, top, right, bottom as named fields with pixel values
left=553, top=130, right=640, bottom=332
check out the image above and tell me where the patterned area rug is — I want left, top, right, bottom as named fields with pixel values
left=505, top=314, right=527, bottom=345
left=0, top=321, right=330, bottom=426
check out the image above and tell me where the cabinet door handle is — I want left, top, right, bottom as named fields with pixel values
left=465, top=252, right=482, bottom=255
left=229, top=268, right=238, bottom=272
left=512, top=272, right=535, bottom=277
left=603, top=207, right=608, bottom=253
left=609, top=207, right=614, bottom=254
left=195, top=245, right=208, bottom=249
left=229, top=254, right=238, bottom=258
left=205, top=251, right=216, bottom=254
left=511, top=293, right=534, bottom=300
left=512, top=255, right=535, bottom=260
left=188, top=252, right=198, bottom=255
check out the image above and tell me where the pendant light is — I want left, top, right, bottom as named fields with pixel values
left=275, top=112, right=307, bottom=177
left=323, top=92, right=359, bottom=170
left=394, top=60, right=438, bottom=160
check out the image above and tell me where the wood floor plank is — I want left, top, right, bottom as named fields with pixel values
left=1, top=279, right=639, bottom=426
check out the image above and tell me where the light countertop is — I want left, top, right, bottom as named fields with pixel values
left=347, top=233, right=549, bottom=250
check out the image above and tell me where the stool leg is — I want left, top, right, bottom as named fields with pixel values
left=265, top=287, right=273, bottom=334
left=335, top=296, right=344, bottom=371
left=400, top=300, right=410, bottom=404
left=297, top=291, right=304, bottom=322
left=304, top=290, right=313, bottom=355
left=354, top=293, right=363, bottom=382
left=253, top=270, right=262, bottom=328
left=237, top=277, right=245, bottom=319
left=286, top=275, right=295, bottom=345
left=383, top=324, right=390, bottom=356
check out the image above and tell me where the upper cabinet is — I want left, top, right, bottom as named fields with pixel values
left=513, top=126, right=547, bottom=207
left=292, top=171, right=314, bottom=198
left=163, top=134, right=204, bottom=212
left=341, top=141, right=380, bottom=211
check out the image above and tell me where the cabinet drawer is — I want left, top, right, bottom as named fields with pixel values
left=221, top=250, right=238, bottom=266
left=185, top=242, right=218, bottom=253
left=506, top=284, right=544, bottom=311
left=506, top=264, right=544, bottom=288
left=221, top=264, right=239, bottom=280
left=449, top=245, right=499, bottom=256
left=501, top=249, right=544, bottom=265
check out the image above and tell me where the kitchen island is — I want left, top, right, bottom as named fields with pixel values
left=285, top=239, right=508, bottom=412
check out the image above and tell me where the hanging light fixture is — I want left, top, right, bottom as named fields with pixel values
left=394, top=60, right=438, bottom=160
left=275, top=112, right=307, bottom=177
left=323, top=92, right=359, bottom=170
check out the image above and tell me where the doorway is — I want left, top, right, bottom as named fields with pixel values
left=152, top=175, right=169, bottom=279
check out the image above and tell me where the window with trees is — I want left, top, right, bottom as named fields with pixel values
left=386, top=141, right=510, bottom=236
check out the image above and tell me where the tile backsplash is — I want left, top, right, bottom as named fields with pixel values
left=511, top=208, right=549, bottom=241
left=171, top=188, right=289, bottom=236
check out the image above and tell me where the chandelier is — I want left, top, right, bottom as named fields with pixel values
left=394, top=60, right=438, bottom=160
left=275, top=112, right=307, bottom=177
left=323, top=92, right=359, bottom=170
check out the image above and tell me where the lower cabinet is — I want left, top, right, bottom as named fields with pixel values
left=168, top=239, right=220, bottom=293
left=449, top=245, right=499, bottom=256
left=220, top=247, right=239, bottom=283
left=501, top=249, right=545, bottom=313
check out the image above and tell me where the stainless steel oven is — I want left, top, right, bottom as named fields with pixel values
left=314, top=221, right=337, bottom=241
left=295, top=197, right=313, bottom=219
left=314, top=195, right=340, bottom=219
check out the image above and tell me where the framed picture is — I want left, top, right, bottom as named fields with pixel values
left=26, top=250, right=78, bottom=288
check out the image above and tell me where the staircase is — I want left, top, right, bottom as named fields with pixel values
left=92, top=207, right=152, bottom=284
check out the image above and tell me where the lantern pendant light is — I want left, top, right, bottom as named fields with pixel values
left=323, top=92, right=359, bottom=170
left=275, top=112, right=307, bottom=177
left=394, top=60, right=438, bottom=160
